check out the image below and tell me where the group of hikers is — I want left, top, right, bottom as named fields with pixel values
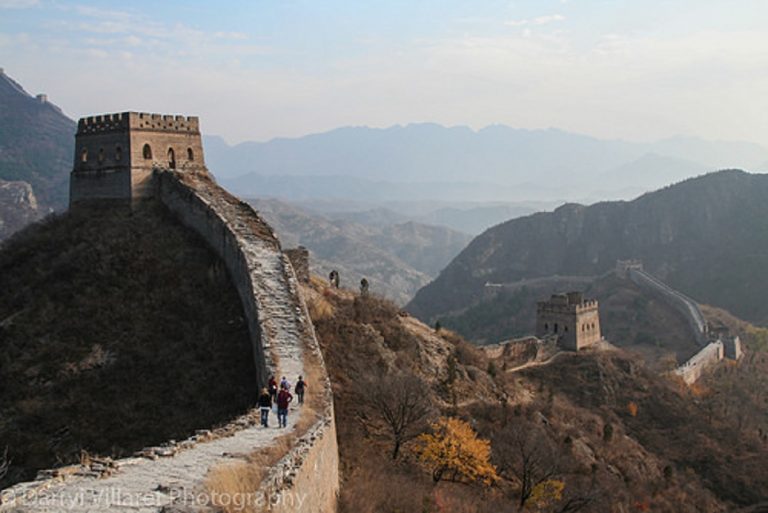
left=257, top=375, right=307, bottom=428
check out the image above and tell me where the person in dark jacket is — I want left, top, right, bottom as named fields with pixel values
left=257, top=387, right=272, bottom=427
left=295, top=376, right=306, bottom=404
left=268, top=375, right=278, bottom=402
left=276, top=385, right=293, bottom=428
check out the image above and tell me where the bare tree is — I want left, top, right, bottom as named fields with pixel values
left=494, top=422, right=561, bottom=511
left=360, top=372, right=432, bottom=459
left=555, top=474, right=605, bottom=513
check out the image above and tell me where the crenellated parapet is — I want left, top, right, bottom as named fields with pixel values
left=77, top=112, right=200, bottom=135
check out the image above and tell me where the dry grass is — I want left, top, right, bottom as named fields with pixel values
left=205, top=435, right=294, bottom=513
left=307, top=294, right=335, bottom=322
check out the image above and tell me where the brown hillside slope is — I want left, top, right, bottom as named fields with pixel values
left=0, top=202, right=255, bottom=488
left=304, top=279, right=767, bottom=512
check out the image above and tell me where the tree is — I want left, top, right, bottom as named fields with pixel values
left=361, top=372, right=432, bottom=459
left=493, top=422, right=561, bottom=510
left=416, top=416, right=499, bottom=485
left=529, top=479, right=565, bottom=509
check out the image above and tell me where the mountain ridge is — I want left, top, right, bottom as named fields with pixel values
left=408, top=169, right=768, bottom=325
left=0, top=70, right=74, bottom=211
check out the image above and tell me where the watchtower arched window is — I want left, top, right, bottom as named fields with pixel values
left=98, top=148, right=105, bottom=163
left=544, top=323, right=549, bottom=332
left=115, top=146, right=123, bottom=161
left=187, top=147, right=194, bottom=161
left=168, top=148, right=176, bottom=169
left=554, top=323, right=558, bottom=333
left=80, top=148, right=88, bottom=163
left=143, top=144, right=152, bottom=160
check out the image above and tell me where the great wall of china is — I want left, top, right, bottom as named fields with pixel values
left=0, top=113, right=339, bottom=512
left=616, top=260, right=742, bottom=384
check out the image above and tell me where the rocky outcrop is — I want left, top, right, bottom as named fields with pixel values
left=0, top=180, right=42, bottom=241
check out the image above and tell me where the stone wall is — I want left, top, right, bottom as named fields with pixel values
left=156, top=170, right=339, bottom=512
left=674, top=341, right=724, bottom=385
left=157, top=171, right=272, bottom=378
left=627, top=268, right=708, bottom=347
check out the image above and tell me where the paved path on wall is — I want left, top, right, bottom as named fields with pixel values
left=182, top=172, right=308, bottom=380
left=1, top=173, right=308, bottom=512
left=629, top=268, right=707, bottom=345
left=484, top=275, right=597, bottom=291
left=2, top=410, right=302, bottom=512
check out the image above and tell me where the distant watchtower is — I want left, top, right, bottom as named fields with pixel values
left=70, top=112, right=207, bottom=205
left=536, top=292, right=602, bottom=351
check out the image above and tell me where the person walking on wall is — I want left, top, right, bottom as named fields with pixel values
left=280, top=375, right=291, bottom=391
left=295, top=376, right=306, bottom=405
left=257, top=387, right=272, bottom=427
left=268, top=375, right=278, bottom=402
left=277, top=385, right=293, bottom=428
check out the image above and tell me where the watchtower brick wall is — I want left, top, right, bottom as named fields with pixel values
left=536, top=292, right=602, bottom=351
left=70, top=112, right=207, bottom=204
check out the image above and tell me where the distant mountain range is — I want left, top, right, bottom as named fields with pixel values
left=249, top=198, right=472, bottom=304
left=408, top=170, right=768, bottom=326
left=206, top=125, right=768, bottom=203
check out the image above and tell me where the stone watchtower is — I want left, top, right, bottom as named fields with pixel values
left=536, top=291, right=602, bottom=351
left=70, top=112, right=207, bottom=204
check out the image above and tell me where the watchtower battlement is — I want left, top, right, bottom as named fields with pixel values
left=70, top=111, right=207, bottom=205
left=536, top=291, right=602, bottom=351
left=77, top=112, right=201, bottom=135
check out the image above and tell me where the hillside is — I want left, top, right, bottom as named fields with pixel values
left=438, top=274, right=699, bottom=369
left=249, top=198, right=471, bottom=304
left=0, top=202, right=255, bottom=488
left=304, top=278, right=768, bottom=512
left=409, top=170, right=768, bottom=326
left=0, top=70, right=74, bottom=213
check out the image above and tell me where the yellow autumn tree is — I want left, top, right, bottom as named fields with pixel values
left=529, top=479, right=565, bottom=509
left=415, top=417, right=499, bottom=486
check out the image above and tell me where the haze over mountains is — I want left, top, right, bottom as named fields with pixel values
left=207, top=124, right=768, bottom=205
left=3, top=66, right=768, bottom=242
left=248, top=198, right=471, bottom=304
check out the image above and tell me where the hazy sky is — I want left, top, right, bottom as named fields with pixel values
left=1, top=0, right=767, bottom=146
